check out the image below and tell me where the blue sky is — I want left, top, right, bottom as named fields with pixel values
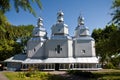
left=5, top=0, right=113, bottom=36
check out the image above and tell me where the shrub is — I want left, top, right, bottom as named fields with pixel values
left=104, top=63, right=115, bottom=69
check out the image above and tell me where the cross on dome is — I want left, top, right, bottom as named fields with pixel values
left=78, top=15, right=84, bottom=25
left=57, top=10, right=64, bottom=16
left=57, top=10, right=64, bottom=22
left=37, top=17, right=43, bottom=27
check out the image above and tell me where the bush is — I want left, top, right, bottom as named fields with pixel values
left=104, top=63, right=115, bottom=69
left=25, top=71, right=36, bottom=77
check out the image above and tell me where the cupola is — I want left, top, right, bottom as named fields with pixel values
left=51, top=10, right=69, bottom=36
left=32, top=17, right=47, bottom=38
left=74, top=15, right=90, bottom=38
left=78, top=16, right=84, bottom=25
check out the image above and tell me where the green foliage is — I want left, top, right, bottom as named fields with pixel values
left=3, top=71, right=65, bottom=80
left=0, top=10, right=10, bottom=32
left=0, top=0, right=42, bottom=17
left=111, top=55, right=120, bottom=68
left=3, top=70, right=120, bottom=80
left=109, top=31, right=120, bottom=53
left=0, top=39, right=18, bottom=61
left=91, top=28, right=102, bottom=42
left=92, top=24, right=120, bottom=68
left=92, top=69, right=120, bottom=79
left=0, top=0, right=42, bottom=62
left=0, top=0, right=10, bottom=13
left=67, top=70, right=93, bottom=78
left=104, top=62, right=115, bottom=69
left=0, top=0, right=42, bottom=34
left=112, top=0, right=120, bottom=25
left=67, top=69, right=120, bottom=79
left=14, top=0, right=42, bottom=17
left=0, top=25, right=34, bottom=61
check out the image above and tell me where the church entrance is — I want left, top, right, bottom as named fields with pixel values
left=55, top=63, right=59, bottom=71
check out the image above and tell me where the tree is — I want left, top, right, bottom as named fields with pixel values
left=0, top=10, right=10, bottom=32
left=92, top=24, right=119, bottom=68
left=112, top=0, right=120, bottom=25
left=0, top=0, right=10, bottom=13
left=0, top=0, right=42, bottom=16
left=0, top=0, right=42, bottom=32
left=0, top=0, right=41, bottom=61
left=109, top=30, right=120, bottom=54
left=91, top=28, right=102, bottom=42
left=0, top=25, right=34, bottom=61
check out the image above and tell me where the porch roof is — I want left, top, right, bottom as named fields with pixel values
left=22, top=57, right=98, bottom=64
left=4, top=54, right=99, bottom=64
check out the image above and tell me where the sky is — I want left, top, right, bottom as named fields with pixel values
left=5, top=0, right=113, bottom=37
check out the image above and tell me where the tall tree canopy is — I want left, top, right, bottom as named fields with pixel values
left=0, top=25, right=34, bottom=61
left=0, top=10, right=10, bottom=32
left=112, top=0, right=120, bottom=25
left=0, top=0, right=42, bottom=61
left=92, top=24, right=120, bottom=68
left=0, top=0, right=42, bottom=16
left=0, top=0, right=42, bottom=32
left=91, top=0, right=120, bottom=68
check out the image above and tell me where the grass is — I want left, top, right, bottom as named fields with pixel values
left=92, top=69, right=120, bottom=79
left=3, top=71, right=65, bottom=80
left=67, top=69, right=120, bottom=80
left=3, top=69, right=120, bottom=80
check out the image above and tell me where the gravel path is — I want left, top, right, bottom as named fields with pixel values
left=0, top=72, right=9, bottom=80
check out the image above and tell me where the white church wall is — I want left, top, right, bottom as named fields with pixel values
left=74, top=39, right=94, bottom=57
left=67, top=40, right=73, bottom=57
left=91, top=40, right=96, bottom=57
left=64, top=27, right=68, bottom=35
left=80, top=29, right=86, bottom=36
left=27, top=40, right=45, bottom=58
left=31, top=43, right=45, bottom=58
left=73, top=39, right=78, bottom=57
left=33, top=29, right=46, bottom=37
left=74, top=29, right=79, bottom=38
left=80, top=29, right=89, bottom=36
left=51, top=24, right=62, bottom=34
left=51, top=23, right=68, bottom=35
left=39, top=31, right=46, bottom=37
left=45, top=39, right=69, bottom=58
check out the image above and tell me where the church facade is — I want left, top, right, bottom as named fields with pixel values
left=5, top=11, right=100, bottom=71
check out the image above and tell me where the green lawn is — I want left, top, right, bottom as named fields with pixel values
left=92, top=69, right=120, bottom=79
left=3, top=71, right=65, bottom=80
left=67, top=69, right=120, bottom=80
left=3, top=69, right=120, bottom=80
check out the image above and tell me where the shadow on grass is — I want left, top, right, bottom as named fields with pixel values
left=67, top=70, right=94, bottom=78
left=67, top=70, right=120, bottom=80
